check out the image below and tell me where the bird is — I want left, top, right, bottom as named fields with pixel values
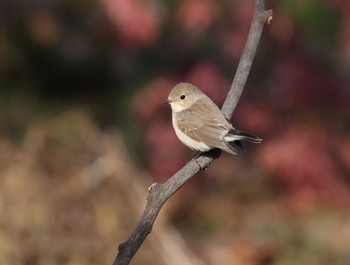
left=164, top=82, right=262, bottom=155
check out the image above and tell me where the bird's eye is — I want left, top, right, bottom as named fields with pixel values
left=180, top=95, right=186, bottom=100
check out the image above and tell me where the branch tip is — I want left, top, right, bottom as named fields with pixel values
left=267, top=15, right=273, bottom=24
left=148, top=183, right=158, bottom=193
left=258, top=10, right=273, bottom=24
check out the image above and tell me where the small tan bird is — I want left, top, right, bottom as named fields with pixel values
left=165, top=82, right=262, bottom=155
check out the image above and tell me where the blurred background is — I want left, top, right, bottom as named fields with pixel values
left=1, top=0, right=350, bottom=264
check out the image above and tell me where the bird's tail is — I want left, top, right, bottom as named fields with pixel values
left=225, top=129, right=262, bottom=152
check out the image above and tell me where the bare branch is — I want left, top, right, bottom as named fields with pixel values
left=113, top=1, right=272, bottom=264
left=221, top=1, right=273, bottom=118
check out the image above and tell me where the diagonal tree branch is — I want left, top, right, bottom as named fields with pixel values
left=221, top=0, right=273, bottom=118
left=113, top=1, right=273, bottom=264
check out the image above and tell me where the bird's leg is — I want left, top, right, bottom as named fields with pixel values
left=190, top=149, right=222, bottom=170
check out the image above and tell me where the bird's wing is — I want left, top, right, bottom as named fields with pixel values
left=176, top=98, right=231, bottom=150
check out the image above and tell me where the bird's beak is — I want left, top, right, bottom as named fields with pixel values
left=162, top=98, right=171, bottom=104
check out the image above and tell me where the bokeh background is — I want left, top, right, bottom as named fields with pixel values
left=1, top=0, right=350, bottom=264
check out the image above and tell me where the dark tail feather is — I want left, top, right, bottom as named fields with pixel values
left=229, top=129, right=262, bottom=143
left=226, top=129, right=262, bottom=152
left=230, top=140, right=246, bottom=152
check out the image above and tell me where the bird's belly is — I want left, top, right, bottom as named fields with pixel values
left=172, top=115, right=211, bottom=152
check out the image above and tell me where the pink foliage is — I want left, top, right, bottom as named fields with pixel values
left=222, top=2, right=254, bottom=59
left=234, top=101, right=274, bottom=134
left=144, top=121, right=187, bottom=181
left=269, top=56, right=345, bottom=110
left=132, top=77, right=189, bottom=180
left=258, top=125, right=350, bottom=210
left=102, top=0, right=160, bottom=47
left=268, top=10, right=295, bottom=46
left=337, top=12, right=350, bottom=62
left=330, top=0, right=350, bottom=11
left=338, top=135, right=350, bottom=173
left=131, top=78, right=175, bottom=122
left=185, top=61, right=230, bottom=104
left=230, top=1, right=254, bottom=29
left=222, top=29, right=248, bottom=60
left=176, top=0, right=220, bottom=36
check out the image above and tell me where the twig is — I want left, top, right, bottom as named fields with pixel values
left=113, top=1, right=272, bottom=264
